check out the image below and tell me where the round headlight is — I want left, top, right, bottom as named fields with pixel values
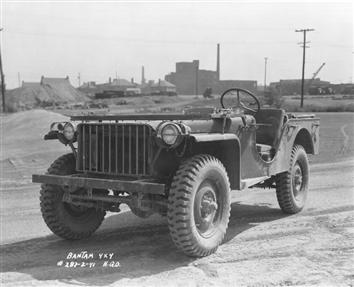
left=50, top=122, right=64, bottom=131
left=63, top=122, right=75, bottom=141
left=50, top=122, right=57, bottom=131
left=161, top=124, right=180, bottom=145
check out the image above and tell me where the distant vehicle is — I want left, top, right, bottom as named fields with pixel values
left=308, top=86, right=334, bottom=95
left=33, top=88, right=320, bottom=257
left=95, top=90, right=124, bottom=99
left=150, top=90, right=177, bottom=96
left=124, top=88, right=141, bottom=96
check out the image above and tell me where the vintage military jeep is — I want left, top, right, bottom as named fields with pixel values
left=33, top=88, right=319, bottom=257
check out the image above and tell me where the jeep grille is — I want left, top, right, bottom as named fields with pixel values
left=76, top=123, right=152, bottom=177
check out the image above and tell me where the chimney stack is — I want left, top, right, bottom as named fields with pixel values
left=216, top=43, right=220, bottom=81
left=141, top=66, right=145, bottom=85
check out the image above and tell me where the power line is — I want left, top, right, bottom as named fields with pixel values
left=295, top=28, right=314, bottom=108
left=5, top=30, right=299, bottom=46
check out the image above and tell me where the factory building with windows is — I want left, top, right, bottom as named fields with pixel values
left=165, top=44, right=257, bottom=95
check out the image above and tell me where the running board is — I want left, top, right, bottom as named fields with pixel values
left=241, top=176, right=270, bottom=189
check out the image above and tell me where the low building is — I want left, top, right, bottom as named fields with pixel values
left=150, top=79, right=176, bottom=95
left=111, top=78, right=136, bottom=89
left=332, top=83, right=354, bottom=95
left=78, top=81, right=97, bottom=97
left=95, top=78, right=136, bottom=93
left=269, top=78, right=331, bottom=95
left=79, top=78, right=137, bottom=98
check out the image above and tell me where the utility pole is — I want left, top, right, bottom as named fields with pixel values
left=295, top=28, right=314, bottom=108
left=77, top=73, right=81, bottom=87
left=216, top=43, right=220, bottom=81
left=264, top=57, right=268, bottom=94
left=18, top=72, right=21, bottom=87
left=195, top=61, right=199, bottom=96
left=0, top=28, right=5, bottom=112
left=141, top=66, right=145, bottom=85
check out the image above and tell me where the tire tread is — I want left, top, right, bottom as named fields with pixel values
left=40, top=154, right=105, bottom=240
left=167, top=154, right=230, bottom=257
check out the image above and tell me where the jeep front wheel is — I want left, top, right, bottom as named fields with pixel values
left=167, top=155, right=231, bottom=257
left=276, top=145, right=309, bottom=214
left=40, top=153, right=106, bottom=240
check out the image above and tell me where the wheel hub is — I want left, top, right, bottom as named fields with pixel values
left=194, top=182, right=219, bottom=236
left=292, top=162, right=303, bottom=199
left=201, top=193, right=218, bottom=219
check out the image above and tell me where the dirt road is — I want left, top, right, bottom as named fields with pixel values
left=1, top=157, right=353, bottom=286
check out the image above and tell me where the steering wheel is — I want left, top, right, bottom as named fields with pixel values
left=220, top=88, right=260, bottom=114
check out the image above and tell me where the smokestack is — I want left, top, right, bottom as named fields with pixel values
left=216, top=43, right=220, bottom=81
left=141, top=66, right=145, bottom=85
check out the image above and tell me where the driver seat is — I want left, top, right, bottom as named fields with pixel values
left=254, top=108, right=286, bottom=147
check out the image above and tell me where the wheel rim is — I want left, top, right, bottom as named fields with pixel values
left=194, top=180, right=221, bottom=238
left=292, top=162, right=304, bottom=201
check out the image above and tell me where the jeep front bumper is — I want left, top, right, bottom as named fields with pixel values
left=32, top=174, right=165, bottom=194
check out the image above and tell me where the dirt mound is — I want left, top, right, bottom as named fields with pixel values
left=6, top=78, right=88, bottom=112
left=1, top=110, right=69, bottom=161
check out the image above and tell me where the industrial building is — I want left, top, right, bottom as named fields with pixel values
left=165, top=60, right=217, bottom=95
left=268, top=62, right=337, bottom=96
left=269, top=78, right=331, bottom=95
left=165, top=44, right=257, bottom=95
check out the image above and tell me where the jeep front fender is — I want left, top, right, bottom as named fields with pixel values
left=189, top=133, right=241, bottom=190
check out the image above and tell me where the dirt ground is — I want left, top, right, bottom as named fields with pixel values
left=1, top=110, right=354, bottom=286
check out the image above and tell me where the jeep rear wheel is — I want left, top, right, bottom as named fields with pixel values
left=276, top=145, right=309, bottom=214
left=40, top=154, right=106, bottom=240
left=167, top=155, right=231, bottom=257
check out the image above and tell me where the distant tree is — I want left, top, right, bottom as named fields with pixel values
left=263, top=85, right=283, bottom=108
left=203, top=87, right=212, bottom=99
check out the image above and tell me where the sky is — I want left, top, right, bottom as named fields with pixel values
left=1, top=1, right=353, bottom=89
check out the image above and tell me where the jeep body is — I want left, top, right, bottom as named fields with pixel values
left=33, top=88, right=319, bottom=257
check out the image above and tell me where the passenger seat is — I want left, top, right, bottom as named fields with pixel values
left=254, top=109, right=286, bottom=160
